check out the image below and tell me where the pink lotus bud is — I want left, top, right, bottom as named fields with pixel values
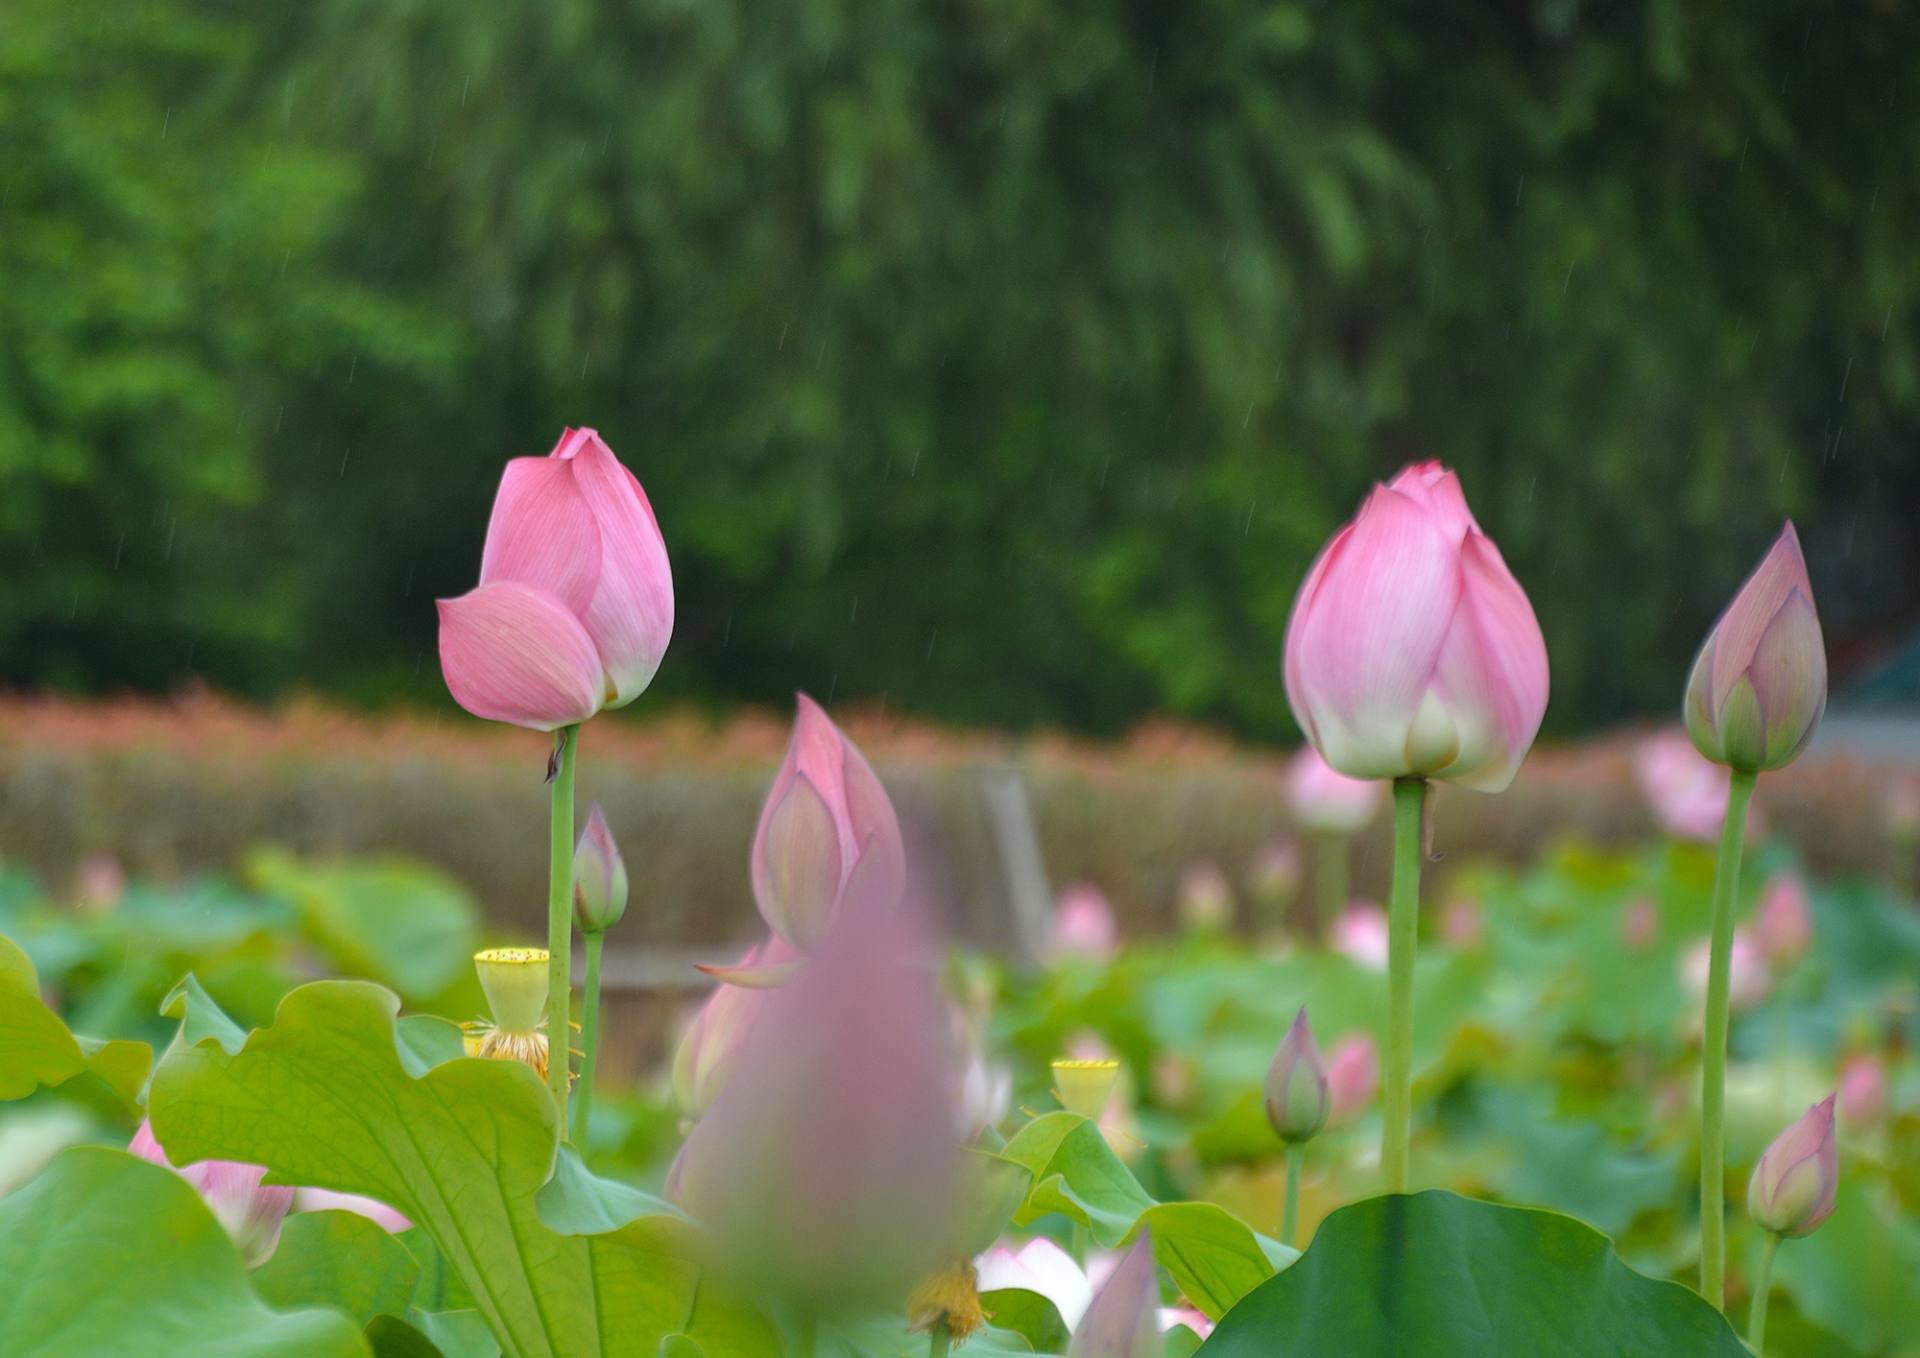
left=1620, top=897, right=1660, bottom=953
left=1050, top=884, right=1120, bottom=962
left=1331, top=902, right=1389, bottom=970
left=1682, top=930, right=1771, bottom=1011
left=293, top=1187, right=412, bottom=1233
left=1326, top=1031, right=1380, bottom=1123
left=1837, top=1053, right=1886, bottom=1124
left=571, top=802, right=629, bottom=933
left=130, top=1119, right=293, bottom=1265
left=1284, top=462, right=1549, bottom=793
left=1070, top=1233, right=1159, bottom=1358
left=749, top=694, right=905, bottom=950
left=1177, top=862, right=1234, bottom=934
left=438, top=427, right=673, bottom=729
left=1246, top=837, right=1302, bottom=906
left=974, top=1237, right=1092, bottom=1330
left=1287, top=747, right=1384, bottom=835
left=1264, top=1008, right=1331, bottom=1144
left=1685, top=523, right=1826, bottom=772
left=671, top=936, right=793, bottom=1117
left=1747, top=1095, right=1838, bottom=1237
left=1635, top=729, right=1735, bottom=843
left=1754, top=872, right=1812, bottom=967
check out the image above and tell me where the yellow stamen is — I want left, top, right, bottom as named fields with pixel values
left=908, top=1258, right=986, bottom=1343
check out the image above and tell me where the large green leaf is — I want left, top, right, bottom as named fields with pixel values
left=0, top=1146, right=368, bottom=1357
left=0, top=934, right=149, bottom=1107
left=1198, top=1192, right=1748, bottom=1356
left=149, top=977, right=776, bottom=1358
left=253, top=1209, right=422, bottom=1327
left=1130, top=1202, right=1294, bottom=1322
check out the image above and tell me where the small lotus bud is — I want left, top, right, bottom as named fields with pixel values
left=572, top=803, right=629, bottom=933
left=1747, top=1095, right=1838, bottom=1237
left=1264, top=1007, right=1331, bottom=1144
left=1050, top=884, right=1119, bottom=962
left=1685, top=523, right=1827, bottom=773
left=1051, top=1058, right=1121, bottom=1121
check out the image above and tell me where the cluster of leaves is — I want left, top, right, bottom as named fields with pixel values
left=7, top=1, right=1920, bottom=734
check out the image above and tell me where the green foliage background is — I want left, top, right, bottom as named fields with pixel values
left=3, top=0, right=1915, bottom=737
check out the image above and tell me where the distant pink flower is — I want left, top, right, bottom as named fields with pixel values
left=1441, top=895, right=1483, bottom=949
left=1620, top=897, right=1660, bottom=953
left=1754, top=873, right=1812, bottom=967
left=1051, top=884, right=1119, bottom=962
left=130, top=1119, right=292, bottom=1265
left=1284, top=462, right=1549, bottom=793
left=1331, top=902, right=1389, bottom=971
left=1636, top=729, right=1734, bottom=843
left=1177, top=862, right=1234, bottom=933
left=1683, top=930, right=1770, bottom=1011
left=1286, top=748, right=1384, bottom=835
left=1326, top=1032, right=1380, bottom=1123
left=976, top=1237, right=1094, bottom=1330
left=1748, top=1095, right=1838, bottom=1237
left=1837, top=1053, right=1886, bottom=1124
left=438, top=427, right=673, bottom=730
left=73, top=854, right=125, bottom=913
left=293, top=1187, right=411, bottom=1233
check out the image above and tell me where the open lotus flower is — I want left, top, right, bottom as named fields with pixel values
left=1748, top=1095, right=1839, bottom=1237
left=1070, top=1234, right=1159, bottom=1358
left=1284, top=462, right=1549, bottom=792
left=976, top=1237, right=1095, bottom=1330
left=438, top=427, right=673, bottom=731
left=293, top=1187, right=412, bottom=1233
left=130, top=1119, right=292, bottom=1265
left=1331, top=902, right=1390, bottom=970
left=671, top=936, right=793, bottom=1117
left=745, top=694, right=905, bottom=957
left=1265, top=1007, right=1331, bottom=1145
left=1050, top=884, right=1120, bottom=962
left=1287, top=747, right=1384, bottom=835
left=571, top=803, right=629, bottom=933
left=1326, top=1031, right=1380, bottom=1124
left=1754, top=872, right=1812, bottom=967
left=1685, top=523, right=1826, bottom=772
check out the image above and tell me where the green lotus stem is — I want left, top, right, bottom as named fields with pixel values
left=927, top=1320, right=951, bottom=1358
left=1282, top=1141, right=1305, bottom=1247
left=574, top=929, right=605, bottom=1136
left=1699, top=766, right=1756, bottom=1310
left=1382, top=776, right=1427, bottom=1193
left=1315, top=833, right=1348, bottom=938
left=1748, top=1231, right=1780, bottom=1355
left=547, top=724, right=580, bottom=1139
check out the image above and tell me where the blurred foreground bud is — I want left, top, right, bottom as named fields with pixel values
left=667, top=889, right=959, bottom=1312
left=130, top=1120, right=292, bottom=1266
left=471, top=947, right=551, bottom=1079
left=1284, top=462, right=1549, bottom=792
left=1754, top=872, right=1812, bottom=967
left=1748, top=1095, right=1838, bottom=1237
left=1265, top=1008, right=1331, bottom=1144
left=1050, top=884, right=1119, bottom=962
left=1287, top=748, right=1383, bottom=835
left=1685, top=524, right=1826, bottom=773
left=1052, top=1059, right=1121, bottom=1121
left=1326, top=1031, right=1380, bottom=1124
left=750, top=694, right=905, bottom=952
left=572, top=803, right=629, bottom=933
left=671, top=937, right=792, bottom=1118
left=1069, top=1233, right=1159, bottom=1358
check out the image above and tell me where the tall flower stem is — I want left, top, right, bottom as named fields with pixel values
left=1700, top=767, right=1757, bottom=1309
left=547, top=724, right=580, bottom=1139
left=1382, top=777, right=1427, bottom=1193
left=1748, top=1232, right=1780, bottom=1355
left=1314, top=834, right=1348, bottom=937
left=574, top=929, right=605, bottom=1136
left=927, top=1321, right=951, bottom=1358
left=1282, top=1142, right=1306, bottom=1247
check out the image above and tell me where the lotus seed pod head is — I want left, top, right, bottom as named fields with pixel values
left=1052, top=1059, right=1122, bottom=1121
left=474, top=947, right=550, bottom=1033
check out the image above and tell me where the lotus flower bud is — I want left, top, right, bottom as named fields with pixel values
left=1685, top=523, right=1826, bottom=772
left=1069, top=1233, right=1159, bottom=1358
left=1331, top=902, right=1389, bottom=970
left=438, top=427, right=674, bottom=730
left=1753, top=872, right=1812, bottom=967
left=1052, top=1058, right=1121, bottom=1121
left=749, top=694, right=905, bottom=950
left=130, top=1120, right=293, bottom=1265
left=1265, top=1007, right=1331, bottom=1144
left=1287, top=748, right=1383, bottom=835
left=572, top=803, right=629, bottom=933
left=671, top=937, right=791, bottom=1118
left=1050, top=884, right=1119, bottom=962
left=1747, top=1095, right=1838, bottom=1237
left=1284, top=462, right=1550, bottom=793
left=1326, top=1031, right=1380, bottom=1124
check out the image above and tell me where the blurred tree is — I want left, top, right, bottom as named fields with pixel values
left=5, top=0, right=1916, bottom=738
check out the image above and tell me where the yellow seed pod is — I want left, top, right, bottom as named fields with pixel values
left=474, top=947, right=550, bottom=1034
left=1050, top=1058, right=1120, bottom=1120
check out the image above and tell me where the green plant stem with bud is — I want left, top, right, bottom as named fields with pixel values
left=1748, top=1231, right=1780, bottom=1355
left=927, top=1320, right=951, bottom=1358
left=1282, top=1141, right=1306, bottom=1247
left=1315, top=833, right=1347, bottom=937
left=1382, top=777, right=1427, bottom=1193
left=574, top=930, right=605, bottom=1135
left=547, top=724, right=580, bottom=1139
left=1699, top=767, right=1756, bottom=1310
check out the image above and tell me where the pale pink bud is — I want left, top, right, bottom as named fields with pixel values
left=974, top=1237, right=1092, bottom=1330
left=1635, top=729, right=1735, bottom=843
left=1326, top=1032, right=1380, bottom=1123
left=1837, top=1054, right=1886, bottom=1124
left=1284, top=462, right=1549, bottom=792
left=293, top=1187, right=412, bottom=1233
left=1753, top=872, right=1812, bottom=967
left=1176, top=862, right=1234, bottom=934
left=1264, top=1008, right=1330, bottom=1144
left=1331, top=902, right=1389, bottom=971
left=749, top=694, right=905, bottom=950
left=1050, top=884, right=1119, bottom=962
left=571, top=802, right=629, bottom=933
left=671, top=935, right=793, bottom=1117
left=1620, top=897, right=1660, bottom=953
left=1685, top=523, right=1826, bottom=772
left=1287, top=747, right=1384, bottom=835
left=130, top=1119, right=293, bottom=1265
left=1070, top=1233, right=1159, bottom=1358
left=438, top=427, right=673, bottom=728
left=1747, top=1095, right=1838, bottom=1237
left=1682, top=930, right=1771, bottom=1011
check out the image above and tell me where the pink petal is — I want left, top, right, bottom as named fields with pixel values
left=1425, top=530, right=1549, bottom=791
left=477, top=457, right=601, bottom=619
left=436, top=582, right=606, bottom=731
left=753, top=771, right=843, bottom=947
left=1748, top=587, right=1826, bottom=766
left=1385, top=461, right=1479, bottom=542
left=1708, top=523, right=1815, bottom=713
left=562, top=430, right=675, bottom=706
